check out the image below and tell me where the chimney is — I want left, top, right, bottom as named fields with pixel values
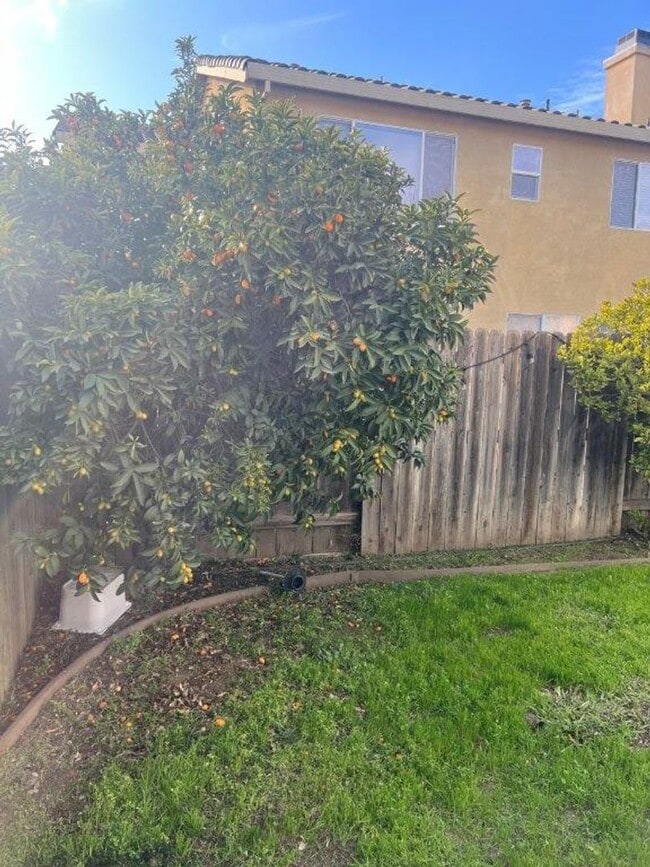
left=604, top=29, right=650, bottom=125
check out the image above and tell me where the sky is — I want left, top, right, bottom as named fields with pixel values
left=2, top=0, right=650, bottom=143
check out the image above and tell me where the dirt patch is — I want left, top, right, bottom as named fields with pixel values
left=531, top=678, right=650, bottom=747
left=293, top=837, right=357, bottom=866
left=0, top=558, right=324, bottom=736
left=482, top=626, right=516, bottom=638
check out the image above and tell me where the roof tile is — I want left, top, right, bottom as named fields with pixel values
left=195, top=54, right=650, bottom=131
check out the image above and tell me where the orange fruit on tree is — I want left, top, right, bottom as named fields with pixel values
left=323, top=220, right=335, bottom=233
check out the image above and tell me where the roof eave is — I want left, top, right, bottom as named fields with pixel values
left=198, top=58, right=650, bottom=145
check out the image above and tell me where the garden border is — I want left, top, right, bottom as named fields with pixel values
left=1, top=556, right=648, bottom=756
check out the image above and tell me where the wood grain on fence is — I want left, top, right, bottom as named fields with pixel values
left=361, top=330, right=629, bottom=554
left=623, top=438, right=650, bottom=510
left=0, top=489, right=44, bottom=704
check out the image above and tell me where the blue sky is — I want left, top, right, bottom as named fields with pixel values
left=3, top=0, right=650, bottom=142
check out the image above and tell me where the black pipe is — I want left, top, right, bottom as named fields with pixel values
left=259, top=568, right=306, bottom=592
left=283, top=569, right=306, bottom=592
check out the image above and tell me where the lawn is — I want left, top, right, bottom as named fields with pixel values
left=1, top=564, right=649, bottom=866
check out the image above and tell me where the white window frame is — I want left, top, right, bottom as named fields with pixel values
left=506, top=312, right=582, bottom=333
left=610, top=158, right=650, bottom=231
left=319, top=115, right=457, bottom=199
left=510, top=144, right=543, bottom=202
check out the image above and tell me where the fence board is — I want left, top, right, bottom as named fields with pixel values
left=0, top=490, right=46, bottom=704
left=362, top=330, right=628, bottom=554
left=534, top=341, right=565, bottom=543
left=623, top=438, right=650, bottom=509
left=492, top=331, right=525, bottom=547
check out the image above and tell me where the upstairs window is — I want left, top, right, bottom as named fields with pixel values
left=610, top=159, right=650, bottom=230
left=507, top=312, right=582, bottom=333
left=511, top=144, right=543, bottom=201
left=319, top=116, right=456, bottom=203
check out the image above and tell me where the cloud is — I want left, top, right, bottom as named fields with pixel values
left=548, top=59, right=605, bottom=117
left=220, top=12, right=345, bottom=54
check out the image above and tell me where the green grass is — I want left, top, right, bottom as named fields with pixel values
left=304, top=534, right=648, bottom=573
left=4, top=564, right=650, bottom=866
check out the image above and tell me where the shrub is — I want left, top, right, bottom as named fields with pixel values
left=0, top=39, right=495, bottom=593
left=559, top=278, right=650, bottom=480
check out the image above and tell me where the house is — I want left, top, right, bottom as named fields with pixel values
left=196, top=29, right=650, bottom=331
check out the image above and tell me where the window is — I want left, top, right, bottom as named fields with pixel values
left=319, top=117, right=456, bottom=203
left=610, top=160, right=650, bottom=230
left=506, top=313, right=582, bottom=333
left=511, top=145, right=542, bottom=201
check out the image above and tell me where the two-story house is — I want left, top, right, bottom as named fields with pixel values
left=196, top=29, right=650, bottom=331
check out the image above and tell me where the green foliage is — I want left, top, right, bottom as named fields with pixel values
left=559, top=278, right=650, bottom=480
left=0, top=38, right=494, bottom=592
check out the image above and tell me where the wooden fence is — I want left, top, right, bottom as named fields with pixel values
left=362, top=330, right=631, bottom=554
left=2, top=327, right=648, bottom=703
left=0, top=489, right=46, bottom=704
left=623, top=438, right=650, bottom=511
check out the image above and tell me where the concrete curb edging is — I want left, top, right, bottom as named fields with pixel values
left=1, top=556, right=648, bottom=756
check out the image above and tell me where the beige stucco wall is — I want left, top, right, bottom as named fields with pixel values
left=605, top=45, right=650, bottom=125
left=206, top=77, right=650, bottom=330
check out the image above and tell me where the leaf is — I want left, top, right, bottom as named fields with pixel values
left=112, top=469, right=134, bottom=495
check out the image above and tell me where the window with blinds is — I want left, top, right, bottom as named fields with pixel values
left=511, top=145, right=543, bottom=201
left=318, top=116, right=456, bottom=202
left=611, top=159, right=650, bottom=230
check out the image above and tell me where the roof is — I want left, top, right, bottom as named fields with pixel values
left=195, top=54, right=650, bottom=145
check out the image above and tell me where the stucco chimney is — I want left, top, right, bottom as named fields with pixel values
left=604, top=29, right=650, bottom=125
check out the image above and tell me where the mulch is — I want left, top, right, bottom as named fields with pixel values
left=0, top=558, right=324, bottom=736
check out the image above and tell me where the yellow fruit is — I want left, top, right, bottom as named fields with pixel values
left=213, top=716, right=226, bottom=728
left=77, top=570, right=90, bottom=586
left=32, top=445, right=43, bottom=457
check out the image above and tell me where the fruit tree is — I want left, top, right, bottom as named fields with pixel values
left=0, top=38, right=495, bottom=594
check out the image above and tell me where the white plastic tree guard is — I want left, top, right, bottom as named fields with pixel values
left=53, top=570, right=131, bottom=635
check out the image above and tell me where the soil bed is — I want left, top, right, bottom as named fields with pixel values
left=1, top=534, right=646, bottom=736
